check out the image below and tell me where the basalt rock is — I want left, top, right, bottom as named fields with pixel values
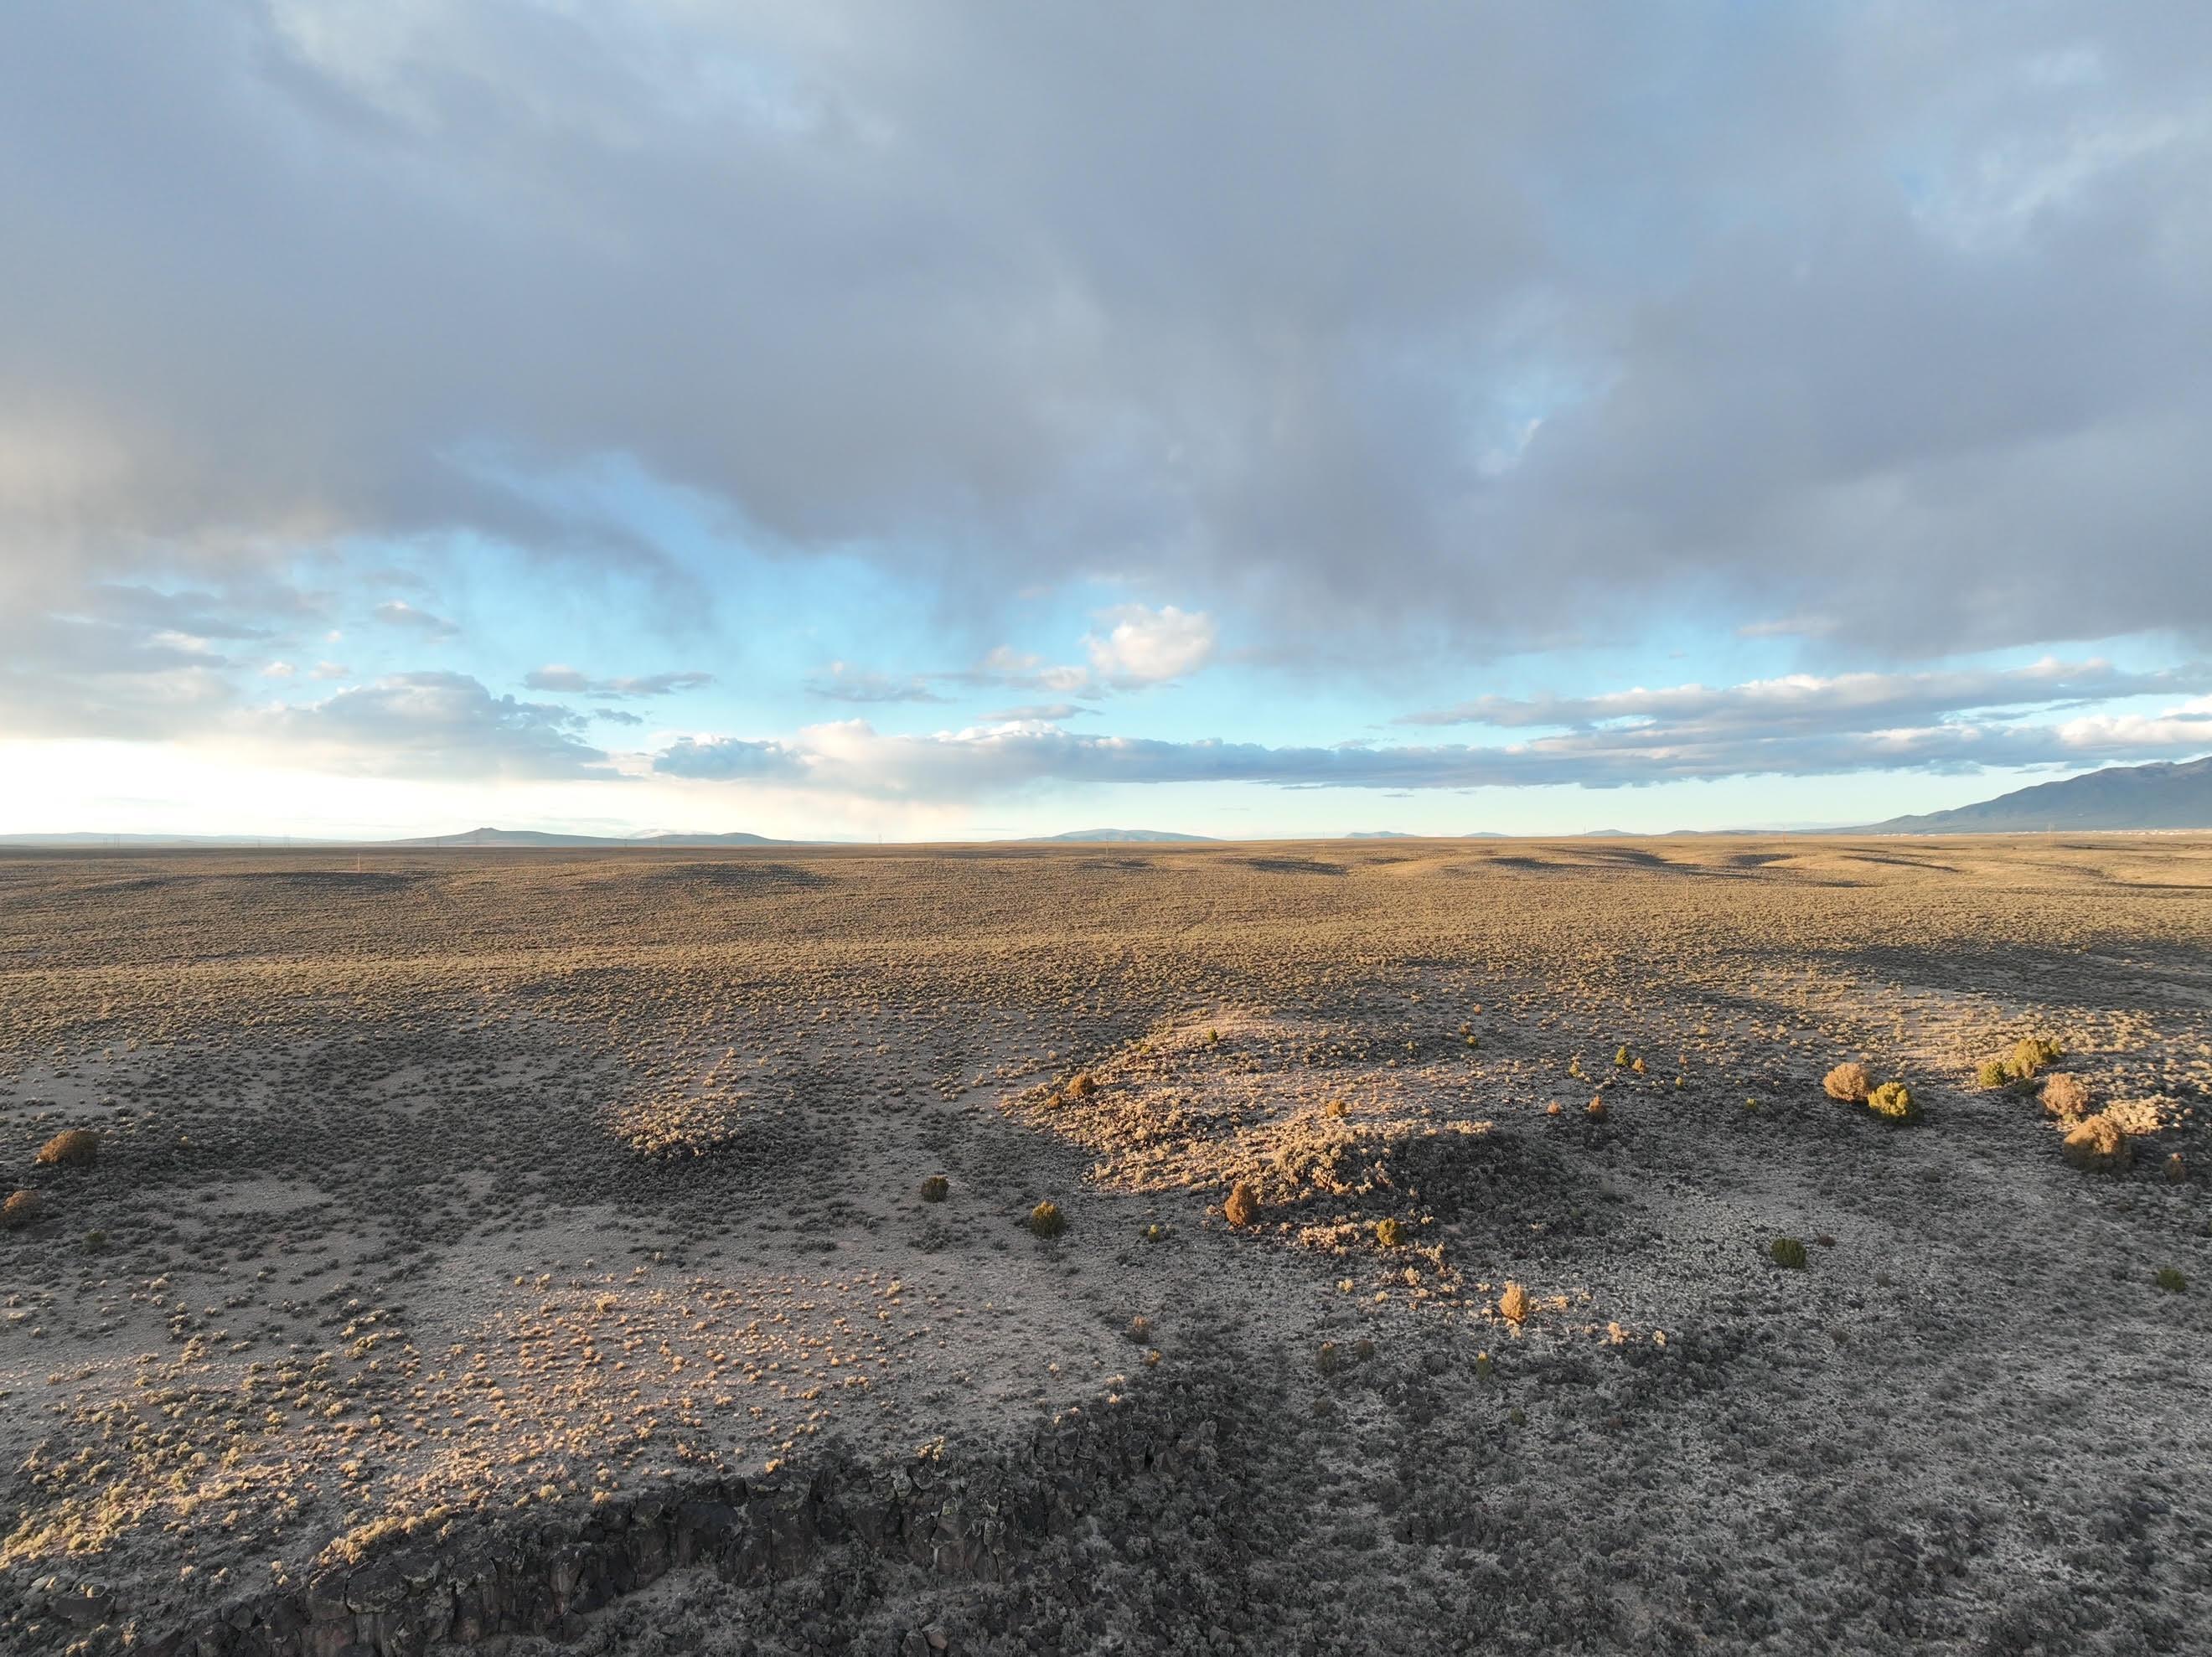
left=92, top=1376, right=1244, bottom=1657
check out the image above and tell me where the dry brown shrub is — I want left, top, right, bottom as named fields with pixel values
left=1822, top=1062, right=1872, bottom=1102
left=1068, top=1072, right=1097, bottom=1097
left=2167, top=1152, right=2188, bottom=1185
left=2061, top=1113, right=2130, bottom=1172
left=2039, top=1072, right=2091, bottom=1122
left=36, top=1129, right=98, bottom=1169
left=1585, top=1096, right=1608, bottom=1121
left=1497, top=1282, right=1529, bottom=1324
left=3, top=1189, right=43, bottom=1230
left=918, top=1174, right=949, bottom=1202
left=1027, top=1200, right=1067, bottom=1238
left=1223, top=1180, right=1260, bottom=1228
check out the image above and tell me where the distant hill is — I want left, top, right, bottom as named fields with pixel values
left=1852, top=756, right=2212, bottom=833
left=387, top=827, right=788, bottom=848
left=1346, top=830, right=1416, bottom=839
left=1021, top=828, right=1215, bottom=844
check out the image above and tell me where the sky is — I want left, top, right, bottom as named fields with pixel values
left=4, top=2, right=2212, bottom=841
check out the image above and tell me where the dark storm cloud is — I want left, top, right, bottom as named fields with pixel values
left=3, top=1, right=2210, bottom=678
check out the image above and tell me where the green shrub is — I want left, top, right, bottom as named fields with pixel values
left=1867, top=1081, right=1918, bottom=1123
left=1374, top=1216, right=1403, bottom=1248
left=1027, top=1200, right=1067, bottom=1238
left=918, top=1174, right=949, bottom=1203
left=35, top=1129, right=98, bottom=1169
left=1770, top=1236, right=1808, bottom=1269
left=2154, top=1266, right=2187, bottom=1293
left=1974, top=1058, right=2012, bottom=1091
left=2011, top=1035, right=2063, bottom=1080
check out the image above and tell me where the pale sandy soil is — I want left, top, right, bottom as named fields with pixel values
left=1, top=838, right=2209, bottom=1654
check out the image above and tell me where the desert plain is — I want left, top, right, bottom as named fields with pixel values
left=2, top=836, right=2209, bottom=1655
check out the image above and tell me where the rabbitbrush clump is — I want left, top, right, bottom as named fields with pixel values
left=1867, top=1081, right=1919, bottom=1123
left=1027, top=1200, right=1067, bottom=1238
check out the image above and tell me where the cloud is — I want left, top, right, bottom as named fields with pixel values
left=649, top=678, right=2212, bottom=800
left=980, top=702, right=1093, bottom=722
left=1083, top=605, right=1216, bottom=686
left=1397, top=658, right=2212, bottom=731
left=523, top=665, right=714, bottom=697
left=259, top=672, right=616, bottom=780
left=803, top=663, right=946, bottom=704
left=373, top=601, right=457, bottom=640
left=8, top=3, right=2209, bottom=670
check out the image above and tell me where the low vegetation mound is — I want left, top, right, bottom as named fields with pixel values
left=1027, top=1200, right=1067, bottom=1238
left=1770, top=1236, right=1808, bottom=1269
left=3, top=1189, right=43, bottom=1230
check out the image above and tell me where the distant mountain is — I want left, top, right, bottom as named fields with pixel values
left=1021, top=828, right=1215, bottom=844
left=1346, top=830, right=1416, bottom=839
left=1852, top=756, right=2212, bottom=833
left=386, top=827, right=788, bottom=847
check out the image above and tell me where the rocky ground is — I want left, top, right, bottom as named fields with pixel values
left=1, top=836, right=2209, bottom=1655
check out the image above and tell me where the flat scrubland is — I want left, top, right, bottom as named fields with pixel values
left=2, top=838, right=2209, bottom=1655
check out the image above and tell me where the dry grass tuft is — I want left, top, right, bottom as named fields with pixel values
left=1497, top=1282, right=1528, bottom=1324
left=1867, top=1081, right=1918, bottom=1123
left=35, top=1129, right=99, bottom=1169
left=2061, top=1112, right=2130, bottom=1172
left=1223, top=1180, right=1260, bottom=1228
left=3, top=1189, right=43, bottom=1230
left=1822, top=1062, right=1871, bottom=1103
left=1027, top=1199, right=1067, bottom=1238
left=2040, top=1072, right=2091, bottom=1122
